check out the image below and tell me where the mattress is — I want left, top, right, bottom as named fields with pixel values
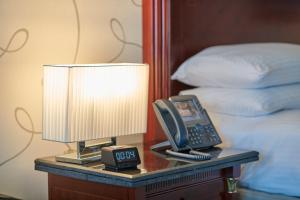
left=208, top=109, right=300, bottom=197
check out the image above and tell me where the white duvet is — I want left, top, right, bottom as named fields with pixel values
left=209, top=109, right=300, bottom=197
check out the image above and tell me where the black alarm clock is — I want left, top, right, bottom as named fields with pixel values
left=101, top=145, right=141, bottom=171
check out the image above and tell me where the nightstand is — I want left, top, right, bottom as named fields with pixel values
left=35, top=143, right=258, bottom=200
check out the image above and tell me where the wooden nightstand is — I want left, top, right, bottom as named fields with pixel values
left=35, top=143, right=258, bottom=200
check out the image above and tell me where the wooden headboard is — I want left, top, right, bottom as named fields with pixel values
left=143, top=0, right=300, bottom=144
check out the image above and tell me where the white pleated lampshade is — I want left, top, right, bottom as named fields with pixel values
left=43, top=63, right=149, bottom=143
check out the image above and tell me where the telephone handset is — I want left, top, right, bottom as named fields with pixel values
left=152, top=99, right=188, bottom=148
left=153, top=95, right=222, bottom=160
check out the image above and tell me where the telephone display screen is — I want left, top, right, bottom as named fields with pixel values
left=174, top=100, right=202, bottom=122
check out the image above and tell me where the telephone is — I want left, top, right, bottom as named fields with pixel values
left=152, top=95, right=222, bottom=160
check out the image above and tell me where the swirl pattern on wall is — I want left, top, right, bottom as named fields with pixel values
left=72, top=0, right=80, bottom=63
left=131, top=0, right=142, bottom=7
left=0, top=108, right=36, bottom=167
left=107, top=18, right=142, bottom=63
left=0, top=28, right=29, bottom=59
left=0, top=0, right=141, bottom=168
left=0, top=28, right=30, bottom=166
left=0, top=0, right=79, bottom=166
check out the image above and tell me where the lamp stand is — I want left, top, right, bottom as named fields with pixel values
left=56, top=137, right=117, bottom=164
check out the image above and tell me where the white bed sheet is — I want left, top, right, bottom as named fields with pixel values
left=208, top=109, right=300, bottom=197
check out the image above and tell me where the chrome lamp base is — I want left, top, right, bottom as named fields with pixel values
left=56, top=137, right=116, bottom=165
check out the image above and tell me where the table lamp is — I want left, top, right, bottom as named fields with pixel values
left=43, top=63, right=149, bottom=164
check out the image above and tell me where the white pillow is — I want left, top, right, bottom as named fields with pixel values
left=208, top=110, right=300, bottom=197
left=179, top=84, right=300, bottom=116
left=172, top=43, right=300, bottom=88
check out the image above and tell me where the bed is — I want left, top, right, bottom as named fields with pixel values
left=143, top=0, right=300, bottom=198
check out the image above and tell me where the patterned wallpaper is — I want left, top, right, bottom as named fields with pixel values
left=0, top=0, right=142, bottom=199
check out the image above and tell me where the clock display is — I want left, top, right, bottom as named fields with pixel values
left=101, top=145, right=141, bottom=171
left=115, top=150, right=137, bottom=162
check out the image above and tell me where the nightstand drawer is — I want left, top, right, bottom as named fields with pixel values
left=147, top=178, right=224, bottom=200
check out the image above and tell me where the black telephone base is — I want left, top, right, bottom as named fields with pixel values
left=151, top=141, right=216, bottom=161
left=150, top=141, right=172, bottom=152
left=151, top=141, right=218, bottom=152
left=151, top=141, right=223, bottom=160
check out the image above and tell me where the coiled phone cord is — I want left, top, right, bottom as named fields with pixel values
left=165, top=147, right=212, bottom=161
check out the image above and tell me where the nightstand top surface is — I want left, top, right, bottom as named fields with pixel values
left=35, top=143, right=258, bottom=187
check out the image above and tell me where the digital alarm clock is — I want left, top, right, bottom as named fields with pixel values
left=101, top=145, right=141, bottom=171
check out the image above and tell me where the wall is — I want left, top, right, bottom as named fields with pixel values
left=0, top=0, right=142, bottom=199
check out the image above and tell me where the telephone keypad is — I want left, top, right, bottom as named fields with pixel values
left=187, top=124, right=221, bottom=148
